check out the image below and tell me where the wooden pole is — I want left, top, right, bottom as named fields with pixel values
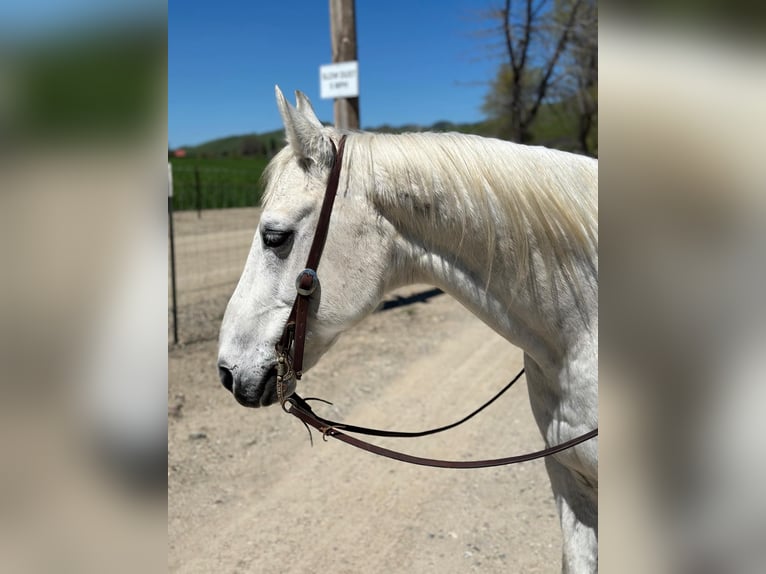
left=329, top=0, right=359, bottom=129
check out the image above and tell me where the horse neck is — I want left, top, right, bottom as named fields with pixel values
left=359, top=136, right=598, bottom=372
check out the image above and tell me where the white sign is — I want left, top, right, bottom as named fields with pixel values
left=320, top=61, right=359, bottom=99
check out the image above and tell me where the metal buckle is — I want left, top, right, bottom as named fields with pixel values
left=276, top=353, right=295, bottom=407
left=295, top=269, right=319, bottom=296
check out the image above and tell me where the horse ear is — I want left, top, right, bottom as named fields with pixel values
left=275, top=85, right=333, bottom=168
left=295, top=91, right=323, bottom=129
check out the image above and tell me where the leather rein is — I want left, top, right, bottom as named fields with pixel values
left=274, top=134, right=598, bottom=468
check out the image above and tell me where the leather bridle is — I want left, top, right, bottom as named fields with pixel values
left=275, top=135, right=348, bottom=393
left=274, top=134, right=598, bottom=468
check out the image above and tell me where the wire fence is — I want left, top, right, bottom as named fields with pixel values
left=168, top=162, right=264, bottom=344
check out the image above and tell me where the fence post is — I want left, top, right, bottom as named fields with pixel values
left=194, top=165, right=202, bottom=218
left=168, top=162, right=179, bottom=345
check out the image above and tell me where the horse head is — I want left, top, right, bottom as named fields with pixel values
left=217, top=87, right=394, bottom=407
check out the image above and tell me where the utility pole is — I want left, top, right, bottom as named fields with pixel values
left=329, top=0, right=359, bottom=129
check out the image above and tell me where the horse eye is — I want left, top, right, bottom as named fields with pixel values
left=262, top=230, right=292, bottom=249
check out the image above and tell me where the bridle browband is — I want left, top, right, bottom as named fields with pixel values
left=274, top=134, right=598, bottom=468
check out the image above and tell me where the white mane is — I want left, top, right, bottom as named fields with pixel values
left=264, top=130, right=598, bottom=294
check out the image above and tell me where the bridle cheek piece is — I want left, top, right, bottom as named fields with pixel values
left=273, top=134, right=598, bottom=469
left=275, top=135, right=346, bottom=404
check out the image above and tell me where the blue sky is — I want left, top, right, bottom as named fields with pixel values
left=169, top=0, right=500, bottom=147
left=0, top=0, right=158, bottom=39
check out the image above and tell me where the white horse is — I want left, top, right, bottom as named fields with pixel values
left=218, top=87, right=598, bottom=573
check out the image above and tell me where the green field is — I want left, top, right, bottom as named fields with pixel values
left=169, top=156, right=269, bottom=211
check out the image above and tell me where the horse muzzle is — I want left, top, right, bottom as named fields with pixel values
left=217, top=363, right=287, bottom=408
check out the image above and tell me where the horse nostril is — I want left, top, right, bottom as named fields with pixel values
left=218, top=364, right=234, bottom=392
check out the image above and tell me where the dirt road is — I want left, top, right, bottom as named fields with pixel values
left=169, top=284, right=561, bottom=573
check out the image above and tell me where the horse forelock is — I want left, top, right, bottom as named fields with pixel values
left=260, top=146, right=298, bottom=208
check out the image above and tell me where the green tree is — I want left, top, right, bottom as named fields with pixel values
left=240, top=136, right=264, bottom=157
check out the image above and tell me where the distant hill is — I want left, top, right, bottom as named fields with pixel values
left=174, top=121, right=500, bottom=160
left=178, top=129, right=285, bottom=158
